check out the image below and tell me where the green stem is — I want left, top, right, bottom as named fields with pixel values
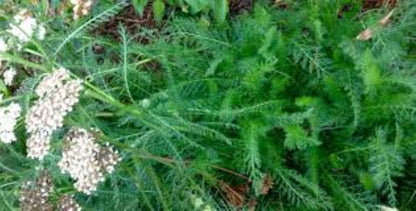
left=83, top=81, right=143, bottom=118
left=0, top=96, right=23, bottom=105
left=2, top=52, right=144, bottom=119
left=0, top=53, right=49, bottom=72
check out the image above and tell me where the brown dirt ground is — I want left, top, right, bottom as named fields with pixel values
left=92, top=0, right=398, bottom=42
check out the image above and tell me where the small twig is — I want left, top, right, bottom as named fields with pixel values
left=134, top=152, right=250, bottom=181
left=211, top=165, right=251, bottom=181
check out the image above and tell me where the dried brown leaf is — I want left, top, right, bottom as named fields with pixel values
left=248, top=198, right=258, bottom=211
left=219, top=181, right=246, bottom=208
left=356, top=28, right=373, bottom=41
left=356, top=9, right=395, bottom=41
left=379, top=10, right=395, bottom=26
left=260, top=173, right=274, bottom=195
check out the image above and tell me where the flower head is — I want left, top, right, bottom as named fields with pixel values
left=70, top=0, right=93, bottom=20
left=26, top=68, right=83, bottom=159
left=0, top=101, right=21, bottom=144
left=20, top=170, right=54, bottom=211
left=0, top=38, right=8, bottom=52
left=58, top=128, right=121, bottom=194
left=3, top=68, right=17, bottom=86
left=7, top=9, right=46, bottom=45
left=58, top=195, right=82, bottom=211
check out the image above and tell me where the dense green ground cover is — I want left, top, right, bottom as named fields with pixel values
left=0, top=0, right=416, bottom=210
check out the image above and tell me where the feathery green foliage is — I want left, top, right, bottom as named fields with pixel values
left=0, top=0, right=416, bottom=210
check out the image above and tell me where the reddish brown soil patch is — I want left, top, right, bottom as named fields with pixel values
left=93, top=0, right=257, bottom=40
left=93, top=4, right=158, bottom=43
left=363, top=0, right=397, bottom=10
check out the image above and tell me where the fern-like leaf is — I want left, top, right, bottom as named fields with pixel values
left=369, top=129, right=405, bottom=206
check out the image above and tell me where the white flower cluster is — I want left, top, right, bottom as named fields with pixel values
left=35, top=170, right=54, bottom=200
left=26, top=68, right=83, bottom=160
left=0, top=96, right=21, bottom=144
left=2, top=67, right=17, bottom=86
left=58, top=128, right=121, bottom=195
left=7, top=9, right=46, bottom=45
left=70, top=0, right=93, bottom=20
left=97, top=143, right=121, bottom=174
left=20, top=171, right=54, bottom=211
left=378, top=205, right=398, bottom=211
left=0, top=37, right=8, bottom=68
left=58, top=195, right=82, bottom=211
left=190, top=194, right=216, bottom=211
left=0, top=38, right=8, bottom=53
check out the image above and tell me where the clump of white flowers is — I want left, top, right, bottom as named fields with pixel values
left=20, top=170, right=54, bottom=211
left=2, top=68, right=17, bottom=86
left=35, top=170, right=54, bottom=200
left=20, top=170, right=83, bottom=210
left=25, top=68, right=83, bottom=160
left=140, top=98, right=151, bottom=108
left=7, top=9, right=46, bottom=46
left=190, top=194, right=216, bottom=211
left=0, top=38, right=8, bottom=53
left=0, top=95, right=21, bottom=144
left=378, top=205, right=398, bottom=211
left=0, top=37, right=8, bottom=68
left=70, top=0, right=93, bottom=20
left=58, top=128, right=121, bottom=195
left=58, top=195, right=82, bottom=211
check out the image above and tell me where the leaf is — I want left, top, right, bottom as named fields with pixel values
left=258, top=27, right=276, bottom=57
left=218, top=181, right=246, bottom=208
left=359, top=173, right=376, bottom=191
left=356, top=10, right=395, bottom=41
left=379, top=10, right=395, bottom=26
left=242, top=122, right=264, bottom=195
left=369, top=129, right=405, bottom=206
left=356, top=28, right=373, bottom=41
left=132, top=0, right=149, bottom=15
left=184, top=0, right=210, bottom=13
left=54, top=1, right=128, bottom=56
left=153, top=0, right=166, bottom=23
left=213, top=0, right=228, bottom=22
left=0, top=80, right=6, bottom=94
left=361, top=49, right=381, bottom=93
left=50, top=0, right=61, bottom=9
left=275, top=169, right=333, bottom=209
left=283, top=125, right=321, bottom=150
left=40, top=0, right=49, bottom=15
left=325, top=174, right=373, bottom=210
left=206, top=57, right=224, bottom=76
left=247, top=198, right=257, bottom=211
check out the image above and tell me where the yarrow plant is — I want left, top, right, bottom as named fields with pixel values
left=70, top=0, right=93, bottom=20
left=0, top=37, right=8, bottom=67
left=20, top=170, right=82, bottom=211
left=0, top=38, right=8, bottom=53
left=191, top=194, right=215, bottom=211
left=19, top=170, right=54, bottom=211
left=2, top=68, right=17, bottom=86
left=0, top=0, right=415, bottom=210
left=25, top=68, right=83, bottom=160
left=58, top=195, right=82, bottom=211
left=0, top=97, right=21, bottom=144
left=58, top=127, right=120, bottom=194
left=7, top=9, right=46, bottom=45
